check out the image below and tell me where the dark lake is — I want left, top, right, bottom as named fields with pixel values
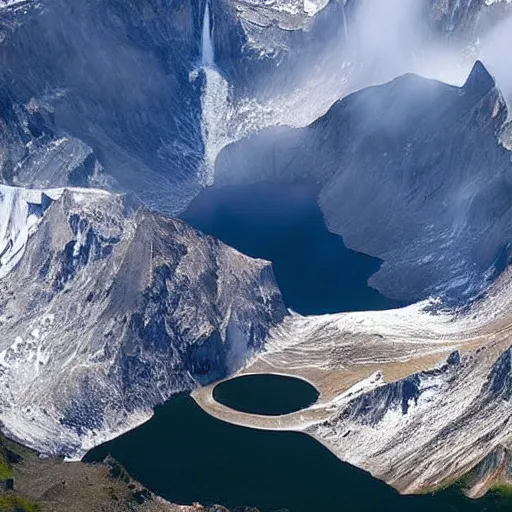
left=182, top=182, right=403, bottom=315
left=85, top=393, right=510, bottom=512
left=213, top=374, right=319, bottom=415
left=85, top=182, right=507, bottom=511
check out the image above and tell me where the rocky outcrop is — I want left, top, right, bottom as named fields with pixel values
left=0, top=88, right=106, bottom=189
left=463, top=443, right=512, bottom=498
left=214, top=61, right=512, bottom=305
left=0, top=0, right=208, bottom=213
left=309, top=341, right=512, bottom=494
left=0, top=185, right=286, bottom=458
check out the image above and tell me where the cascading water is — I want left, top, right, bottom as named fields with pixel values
left=199, top=0, right=231, bottom=187
left=201, top=1, right=214, bottom=68
left=341, top=1, right=349, bottom=41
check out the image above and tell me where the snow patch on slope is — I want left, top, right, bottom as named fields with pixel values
left=0, top=185, right=111, bottom=281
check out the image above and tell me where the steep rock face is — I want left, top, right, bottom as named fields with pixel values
left=307, top=332, right=512, bottom=494
left=215, top=61, right=512, bottom=304
left=0, top=185, right=287, bottom=458
left=331, top=284, right=512, bottom=494
left=0, top=85, right=106, bottom=189
left=231, top=0, right=490, bottom=57
left=0, top=0, right=207, bottom=213
left=463, top=443, right=512, bottom=498
left=0, top=0, right=507, bottom=217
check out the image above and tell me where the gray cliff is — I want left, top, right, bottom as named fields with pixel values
left=0, top=186, right=286, bottom=457
left=1, top=0, right=512, bottom=493
left=0, top=0, right=508, bottom=217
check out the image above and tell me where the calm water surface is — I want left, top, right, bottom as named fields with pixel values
left=182, top=182, right=403, bottom=315
left=86, top=183, right=505, bottom=511
left=213, top=374, right=319, bottom=415
left=86, top=393, right=509, bottom=512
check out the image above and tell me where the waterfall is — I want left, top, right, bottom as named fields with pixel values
left=200, top=67, right=230, bottom=186
left=199, top=0, right=231, bottom=187
left=341, top=1, right=348, bottom=42
left=201, top=1, right=214, bottom=67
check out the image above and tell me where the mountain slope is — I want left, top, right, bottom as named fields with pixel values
left=0, top=185, right=287, bottom=459
left=214, top=61, right=512, bottom=305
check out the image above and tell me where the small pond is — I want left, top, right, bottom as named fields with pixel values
left=84, top=182, right=509, bottom=512
left=213, top=374, right=319, bottom=415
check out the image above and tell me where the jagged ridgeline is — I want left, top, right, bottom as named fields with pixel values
left=214, top=61, right=512, bottom=305
left=1, top=0, right=512, bottom=506
left=0, top=0, right=507, bottom=213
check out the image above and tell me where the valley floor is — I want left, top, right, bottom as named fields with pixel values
left=0, top=434, right=248, bottom=512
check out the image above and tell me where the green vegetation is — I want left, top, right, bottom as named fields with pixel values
left=0, top=461, right=13, bottom=481
left=486, top=483, right=512, bottom=510
left=0, top=466, right=12, bottom=481
left=0, top=495, right=39, bottom=512
left=1, top=436, right=34, bottom=462
left=418, top=473, right=470, bottom=496
left=0, top=446, right=13, bottom=481
left=0, top=435, right=39, bottom=511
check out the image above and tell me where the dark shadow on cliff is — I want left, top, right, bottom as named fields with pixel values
left=213, top=62, right=512, bottom=307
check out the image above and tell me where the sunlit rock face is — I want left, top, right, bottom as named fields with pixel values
left=1, top=0, right=512, bottom=471
left=308, top=329, right=512, bottom=495
left=0, top=185, right=286, bottom=458
left=215, top=61, right=512, bottom=304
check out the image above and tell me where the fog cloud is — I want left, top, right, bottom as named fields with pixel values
left=478, top=15, right=512, bottom=106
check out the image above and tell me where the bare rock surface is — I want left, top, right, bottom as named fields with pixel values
left=193, top=265, right=512, bottom=496
left=0, top=185, right=286, bottom=459
left=214, top=61, right=512, bottom=305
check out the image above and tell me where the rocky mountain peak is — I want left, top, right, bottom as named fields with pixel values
left=464, top=59, right=497, bottom=94
left=0, top=184, right=287, bottom=458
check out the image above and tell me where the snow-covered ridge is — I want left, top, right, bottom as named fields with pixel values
left=0, top=0, right=30, bottom=7
left=0, top=183, right=287, bottom=459
left=485, top=0, right=512, bottom=5
left=0, top=185, right=111, bottom=281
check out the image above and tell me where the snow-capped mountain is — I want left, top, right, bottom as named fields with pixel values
left=0, top=185, right=286, bottom=458
left=1, top=0, right=512, bottom=500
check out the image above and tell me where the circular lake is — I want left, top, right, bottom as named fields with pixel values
left=213, top=374, right=319, bottom=415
